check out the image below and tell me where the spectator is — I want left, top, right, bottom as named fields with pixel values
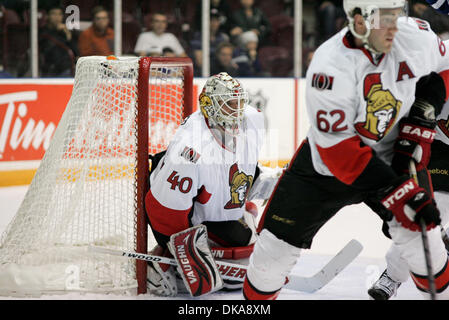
left=315, top=0, right=345, bottom=46
left=162, top=47, right=176, bottom=57
left=78, top=6, right=114, bottom=57
left=210, top=42, right=239, bottom=77
left=134, top=13, right=186, bottom=57
left=39, top=6, right=78, bottom=77
left=190, top=9, right=230, bottom=76
left=1, top=0, right=28, bottom=21
left=0, top=65, right=14, bottom=78
left=232, top=30, right=263, bottom=77
left=229, top=0, right=272, bottom=47
left=193, top=0, right=233, bottom=34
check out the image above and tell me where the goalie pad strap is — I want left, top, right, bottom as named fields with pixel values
left=211, top=244, right=254, bottom=260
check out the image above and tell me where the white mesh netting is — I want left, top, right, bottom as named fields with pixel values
left=0, top=56, right=188, bottom=296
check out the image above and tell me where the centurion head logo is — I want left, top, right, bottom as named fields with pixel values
left=355, top=73, right=402, bottom=141
left=224, top=163, right=253, bottom=209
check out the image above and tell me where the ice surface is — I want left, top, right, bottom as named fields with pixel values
left=0, top=186, right=423, bottom=300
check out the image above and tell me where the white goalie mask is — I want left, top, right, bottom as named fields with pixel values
left=343, top=0, right=408, bottom=54
left=199, top=72, right=249, bottom=136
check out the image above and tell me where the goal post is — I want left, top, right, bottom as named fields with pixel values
left=135, top=57, right=193, bottom=294
left=0, top=56, right=194, bottom=296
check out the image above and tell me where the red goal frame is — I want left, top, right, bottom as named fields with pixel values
left=136, top=57, right=194, bottom=294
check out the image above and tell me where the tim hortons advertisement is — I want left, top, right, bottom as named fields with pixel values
left=0, top=83, right=73, bottom=162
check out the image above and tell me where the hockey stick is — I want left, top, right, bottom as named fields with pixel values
left=409, top=159, right=437, bottom=300
left=89, top=239, right=363, bottom=293
left=89, top=245, right=248, bottom=282
left=283, top=239, right=363, bottom=293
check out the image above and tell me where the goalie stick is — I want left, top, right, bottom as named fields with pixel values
left=89, top=239, right=363, bottom=293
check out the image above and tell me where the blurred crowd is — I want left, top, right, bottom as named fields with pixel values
left=0, top=0, right=449, bottom=78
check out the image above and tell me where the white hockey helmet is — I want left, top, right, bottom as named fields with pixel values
left=343, top=0, right=407, bottom=53
left=199, top=72, right=249, bottom=136
left=343, top=0, right=407, bottom=18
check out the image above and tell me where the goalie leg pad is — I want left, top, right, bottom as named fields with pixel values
left=168, top=225, right=223, bottom=297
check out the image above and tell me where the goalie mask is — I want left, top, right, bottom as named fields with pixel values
left=343, top=0, right=408, bottom=54
left=199, top=72, right=249, bottom=136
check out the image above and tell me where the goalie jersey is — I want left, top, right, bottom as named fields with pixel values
left=305, top=17, right=449, bottom=187
left=145, top=105, right=265, bottom=237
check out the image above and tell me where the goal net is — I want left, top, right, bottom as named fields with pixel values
left=0, top=56, right=193, bottom=296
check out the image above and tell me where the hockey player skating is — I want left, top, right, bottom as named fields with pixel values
left=368, top=94, right=449, bottom=300
left=144, top=72, right=279, bottom=297
left=367, top=0, right=449, bottom=301
left=243, top=0, right=449, bottom=300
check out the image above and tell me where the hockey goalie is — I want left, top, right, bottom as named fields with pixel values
left=144, top=72, right=282, bottom=297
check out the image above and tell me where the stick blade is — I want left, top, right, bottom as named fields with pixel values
left=285, top=239, right=363, bottom=293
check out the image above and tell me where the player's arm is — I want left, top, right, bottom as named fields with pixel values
left=145, top=145, right=213, bottom=296
left=392, top=72, right=446, bottom=175
left=145, top=144, right=200, bottom=245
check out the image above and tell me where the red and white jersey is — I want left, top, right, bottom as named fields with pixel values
left=305, top=17, right=449, bottom=185
left=145, top=106, right=265, bottom=236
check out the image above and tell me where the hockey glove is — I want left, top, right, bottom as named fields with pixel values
left=391, top=118, right=436, bottom=173
left=392, top=72, right=445, bottom=174
left=381, top=176, right=441, bottom=232
left=414, top=72, right=446, bottom=117
left=146, top=245, right=178, bottom=296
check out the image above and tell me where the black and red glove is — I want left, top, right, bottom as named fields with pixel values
left=381, top=176, right=441, bottom=232
left=392, top=72, right=446, bottom=174
left=391, top=118, right=436, bottom=173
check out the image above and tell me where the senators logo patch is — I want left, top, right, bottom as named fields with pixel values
left=312, top=73, right=334, bottom=91
left=413, top=18, right=430, bottom=31
left=180, top=146, right=200, bottom=163
left=224, top=163, right=254, bottom=209
left=355, top=73, right=402, bottom=141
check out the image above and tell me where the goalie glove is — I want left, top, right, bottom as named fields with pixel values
left=168, top=225, right=224, bottom=297
left=247, top=165, right=284, bottom=201
left=146, top=245, right=178, bottom=296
